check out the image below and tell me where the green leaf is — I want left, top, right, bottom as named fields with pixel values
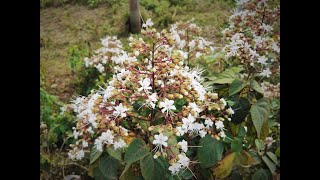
left=250, top=98, right=270, bottom=138
left=140, top=153, right=169, bottom=180
left=197, top=135, right=224, bottom=168
left=261, top=155, right=276, bottom=173
left=275, top=148, right=280, bottom=157
left=229, top=79, right=246, bottom=96
left=231, top=97, right=251, bottom=124
left=255, top=139, right=264, bottom=152
left=120, top=162, right=133, bottom=179
left=93, top=154, right=119, bottom=180
left=239, top=126, right=246, bottom=137
left=266, top=152, right=279, bottom=166
left=252, top=169, right=270, bottom=180
left=99, top=154, right=119, bottom=179
left=120, top=162, right=143, bottom=180
left=200, top=168, right=214, bottom=180
left=250, top=80, right=264, bottom=94
left=208, top=66, right=243, bottom=84
left=124, top=138, right=150, bottom=163
left=178, top=168, right=193, bottom=179
left=173, top=98, right=187, bottom=112
left=213, top=152, right=236, bottom=179
left=107, top=147, right=122, bottom=162
left=90, top=146, right=103, bottom=165
left=133, top=100, right=151, bottom=117
left=231, top=140, right=243, bottom=153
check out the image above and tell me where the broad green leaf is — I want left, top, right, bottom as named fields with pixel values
left=197, top=135, right=224, bottom=168
left=252, top=169, right=270, bottom=180
left=99, top=154, right=119, bottom=179
left=213, top=152, right=236, bottom=179
left=231, top=97, right=251, bottom=124
left=178, top=168, right=193, bottom=179
left=200, top=168, right=214, bottom=180
left=124, top=138, right=150, bottom=163
left=250, top=98, right=270, bottom=138
left=229, top=79, right=246, bottom=96
left=231, top=140, right=243, bottom=153
left=208, top=66, right=243, bottom=84
left=120, top=162, right=133, bottom=179
left=250, top=80, right=264, bottom=94
left=120, top=162, right=143, bottom=180
left=239, top=126, right=246, bottom=137
left=107, top=147, right=122, bottom=162
left=90, top=146, right=103, bottom=165
left=140, top=153, right=169, bottom=180
left=255, top=139, right=264, bottom=152
left=173, top=98, right=187, bottom=112
left=275, top=148, right=280, bottom=157
left=261, top=155, right=276, bottom=173
left=260, top=121, right=269, bottom=141
left=266, top=152, right=279, bottom=166
left=239, top=150, right=255, bottom=165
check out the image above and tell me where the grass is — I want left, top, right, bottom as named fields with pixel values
left=40, top=0, right=235, bottom=102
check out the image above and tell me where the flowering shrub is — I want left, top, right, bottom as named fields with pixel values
left=67, top=0, right=280, bottom=179
left=68, top=19, right=235, bottom=179
left=205, top=0, right=280, bottom=179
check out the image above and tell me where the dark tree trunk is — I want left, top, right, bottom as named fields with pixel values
left=129, top=0, right=141, bottom=34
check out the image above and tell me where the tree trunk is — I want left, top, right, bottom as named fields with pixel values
left=129, top=0, right=141, bottom=34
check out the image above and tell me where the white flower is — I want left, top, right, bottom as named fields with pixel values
left=272, top=41, right=280, bottom=53
left=188, top=40, right=196, bottom=49
left=138, top=78, right=152, bottom=92
left=257, top=56, right=268, bottom=65
left=82, top=141, right=88, bottom=148
left=260, top=68, right=272, bottom=78
left=199, top=130, right=207, bottom=138
left=265, top=137, right=274, bottom=147
left=87, top=127, right=94, bottom=134
left=176, top=126, right=186, bottom=136
left=94, top=139, right=103, bottom=151
left=142, top=18, right=154, bottom=28
left=226, top=107, right=235, bottom=115
left=182, top=114, right=196, bottom=127
left=60, top=106, right=66, bottom=115
left=129, top=36, right=133, bottom=41
left=134, top=51, right=140, bottom=56
left=159, top=98, right=176, bottom=115
left=178, top=140, right=188, bottom=153
left=261, top=23, right=273, bottom=33
left=153, top=133, right=168, bottom=147
left=146, top=93, right=158, bottom=108
left=73, top=130, right=80, bottom=139
left=188, top=102, right=202, bottom=114
left=215, top=121, right=224, bottom=130
left=196, top=52, right=202, bottom=58
left=220, top=98, right=227, bottom=106
left=204, top=119, right=213, bottom=128
left=76, top=149, right=85, bottom=160
left=113, top=103, right=128, bottom=118
left=100, top=130, right=115, bottom=144
left=114, top=139, right=127, bottom=150
left=177, top=154, right=190, bottom=167
left=169, top=162, right=182, bottom=175
left=220, top=131, right=226, bottom=138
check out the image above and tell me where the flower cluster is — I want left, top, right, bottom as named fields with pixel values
left=68, top=19, right=232, bottom=177
left=222, top=0, right=280, bottom=79
left=169, top=19, right=215, bottom=63
left=261, top=81, right=280, bottom=98
left=83, top=36, right=125, bottom=73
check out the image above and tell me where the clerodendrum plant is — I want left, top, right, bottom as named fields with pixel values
left=67, top=19, right=234, bottom=179
left=205, top=0, right=280, bottom=179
